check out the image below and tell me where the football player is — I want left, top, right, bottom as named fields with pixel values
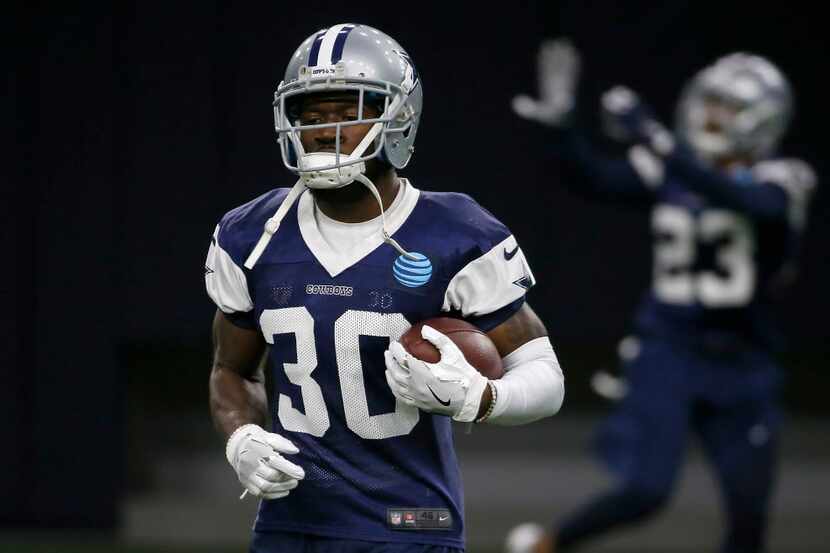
left=205, top=24, right=566, bottom=553
left=505, top=40, right=815, bottom=553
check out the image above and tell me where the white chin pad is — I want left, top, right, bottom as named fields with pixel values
left=298, top=152, right=366, bottom=189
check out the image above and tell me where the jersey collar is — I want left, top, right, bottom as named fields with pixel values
left=297, top=178, right=420, bottom=277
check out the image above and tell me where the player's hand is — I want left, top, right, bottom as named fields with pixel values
left=384, top=325, right=489, bottom=423
left=600, top=85, right=675, bottom=155
left=225, top=423, right=305, bottom=500
left=512, top=38, right=580, bottom=127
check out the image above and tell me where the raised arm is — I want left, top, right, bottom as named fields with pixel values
left=513, top=39, right=657, bottom=205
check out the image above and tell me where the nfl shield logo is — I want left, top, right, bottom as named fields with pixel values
left=390, top=511, right=402, bottom=526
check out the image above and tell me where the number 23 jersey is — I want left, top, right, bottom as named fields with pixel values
left=637, top=157, right=812, bottom=350
left=204, top=179, right=535, bottom=548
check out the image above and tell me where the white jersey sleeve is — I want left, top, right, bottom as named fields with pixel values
left=205, top=224, right=254, bottom=315
left=752, top=158, right=817, bottom=229
left=442, top=234, right=536, bottom=318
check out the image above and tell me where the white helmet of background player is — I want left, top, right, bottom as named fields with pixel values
left=675, top=52, right=793, bottom=163
left=273, top=23, right=423, bottom=189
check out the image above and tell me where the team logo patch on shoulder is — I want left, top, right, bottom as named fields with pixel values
left=393, top=252, right=432, bottom=288
left=513, top=274, right=533, bottom=290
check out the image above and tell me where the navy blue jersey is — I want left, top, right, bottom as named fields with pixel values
left=205, top=180, right=535, bottom=548
left=552, top=130, right=815, bottom=351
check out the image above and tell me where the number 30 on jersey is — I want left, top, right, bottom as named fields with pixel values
left=260, top=308, right=419, bottom=440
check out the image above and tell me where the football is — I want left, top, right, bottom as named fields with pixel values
left=399, top=317, right=505, bottom=379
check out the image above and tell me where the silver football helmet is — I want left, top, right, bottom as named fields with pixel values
left=273, top=23, right=423, bottom=189
left=675, top=52, right=793, bottom=162
left=244, top=24, right=422, bottom=270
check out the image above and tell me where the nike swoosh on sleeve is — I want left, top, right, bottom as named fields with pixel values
left=503, top=245, right=520, bottom=260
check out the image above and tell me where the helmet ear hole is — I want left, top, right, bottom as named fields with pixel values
left=397, top=105, right=415, bottom=139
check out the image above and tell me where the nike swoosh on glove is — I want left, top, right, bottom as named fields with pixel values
left=384, top=325, right=490, bottom=423
left=225, top=424, right=305, bottom=500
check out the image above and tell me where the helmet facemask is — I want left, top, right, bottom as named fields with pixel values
left=274, top=76, right=415, bottom=190
left=682, top=92, right=744, bottom=160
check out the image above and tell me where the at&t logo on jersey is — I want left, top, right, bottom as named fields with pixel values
left=393, top=252, right=432, bottom=288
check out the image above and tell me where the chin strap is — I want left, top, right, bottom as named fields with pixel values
left=244, top=179, right=305, bottom=269
left=354, top=173, right=419, bottom=261
left=244, top=175, right=418, bottom=270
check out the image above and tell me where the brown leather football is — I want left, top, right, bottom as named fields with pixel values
left=399, top=317, right=504, bottom=379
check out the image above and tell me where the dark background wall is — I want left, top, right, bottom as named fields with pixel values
left=115, top=1, right=828, bottom=409
left=6, top=0, right=829, bottom=534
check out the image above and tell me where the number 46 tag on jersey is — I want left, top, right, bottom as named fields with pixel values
left=387, top=508, right=452, bottom=530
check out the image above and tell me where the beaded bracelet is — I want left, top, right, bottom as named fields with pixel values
left=475, top=381, right=498, bottom=423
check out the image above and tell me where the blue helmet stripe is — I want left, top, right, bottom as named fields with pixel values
left=308, top=31, right=326, bottom=67
left=330, top=25, right=356, bottom=64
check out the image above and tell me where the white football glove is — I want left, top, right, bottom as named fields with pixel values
left=384, top=325, right=490, bottom=423
left=225, top=423, right=305, bottom=500
left=512, top=38, right=581, bottom=127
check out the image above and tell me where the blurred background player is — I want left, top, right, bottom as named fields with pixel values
left=205, top=23, right=565, bottom=553
left=504, top=39, right=816, bottom=553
